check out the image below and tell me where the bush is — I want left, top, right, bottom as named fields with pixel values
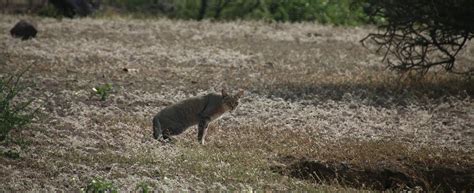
left=37, top=4, right=63, bottom=18
left=266, top=0, right=367, bottom=25
left=0, top=70, right=37, bottom=142
left=359, top=0, right=474, bottom=75
left=135, top=182, right=151, bottom=193
left=84, top=177, right=118, bottom=193
left=93, top=83, right=113, bottom=101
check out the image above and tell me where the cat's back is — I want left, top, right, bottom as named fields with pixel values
left=157, top=94, right=218, bottom=125
left=156, top=97, right=201, bottom=128
left=174, top=93, right=223, bottom=109
left=158, top=91, right=234, bottom=114
left=159, top=95, right=205, bottom=115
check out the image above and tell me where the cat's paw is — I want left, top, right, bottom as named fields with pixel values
left=164, top=137, right=176, bottom=144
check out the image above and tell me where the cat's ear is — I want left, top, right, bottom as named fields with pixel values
left=221, top=88, right=228, bottom=97
left=236, top=89, right=244, bottom=98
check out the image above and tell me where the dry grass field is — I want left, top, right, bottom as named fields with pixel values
left=0, top=14, right=473, bottom=191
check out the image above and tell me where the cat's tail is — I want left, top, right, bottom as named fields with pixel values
left=152, top=116, right=162, bottom=140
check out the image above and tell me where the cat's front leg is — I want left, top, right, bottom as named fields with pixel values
left=198, top=117, right=210, bottom=145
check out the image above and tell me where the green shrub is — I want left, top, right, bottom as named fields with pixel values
left=135, top=182, right=151, bottom=193
left=93, top=83, right=113, bottom=101
left=84, top=177, right=118, bottom=193
left=0, top=70, right=37, bottom=142
left=37, top=4, right=63, bottom=18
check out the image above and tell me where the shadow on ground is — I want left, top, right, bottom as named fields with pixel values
left=272, top=156, right=474, bottom=192
left=264, top=77, right=473, bottom=107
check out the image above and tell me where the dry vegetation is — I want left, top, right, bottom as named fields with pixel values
left=0, top=14, right=473, bottom=191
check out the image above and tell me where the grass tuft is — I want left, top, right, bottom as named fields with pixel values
left=84, top=177, right=118, bottom=193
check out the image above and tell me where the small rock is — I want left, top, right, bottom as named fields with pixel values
left=122, top=68, right=139, bottom=73
left=306, top=32, right=322, bottom=37
left=265, top=62, right=274, bottom=68
left=10, top=20, right=37, bottom=40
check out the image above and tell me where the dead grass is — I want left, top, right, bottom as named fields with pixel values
left=0, top=14, right=473, bottom=191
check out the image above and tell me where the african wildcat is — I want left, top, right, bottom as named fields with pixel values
left=153, top=89, right=243, bottom=144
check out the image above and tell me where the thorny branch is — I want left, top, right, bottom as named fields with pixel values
left=360, top=0, right=474, bottom=76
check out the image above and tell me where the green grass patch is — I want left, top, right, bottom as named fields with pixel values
left=84, top=177, right=118, bottom=193
left=93, top=83, right=113, bottom=101
left=1, top=149, right=20, bottom=159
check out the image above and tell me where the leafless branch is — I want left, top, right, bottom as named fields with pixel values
left=360, top=0, right=474, bottom=76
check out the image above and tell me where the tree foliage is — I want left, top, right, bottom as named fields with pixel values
left=49, top=0, right=101, bottom=17
left=101, top=0, right=368, bottom=25
left=360, top=0, right=474, bottom=75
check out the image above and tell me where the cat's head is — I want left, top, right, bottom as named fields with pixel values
left=222, top=88, right=244, bottom=111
